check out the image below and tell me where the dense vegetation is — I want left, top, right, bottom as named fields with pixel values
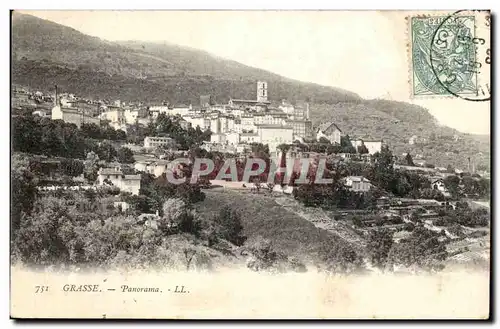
left=10, top=189, right=247, bottom=270
left=12, top=116, right=126, bottom=160
left=292, top=145, right=490, bottom=210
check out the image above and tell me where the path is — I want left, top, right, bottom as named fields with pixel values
left=274, top=196, right=367, bottom=253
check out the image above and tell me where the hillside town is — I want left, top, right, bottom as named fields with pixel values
left=12, top=78, right=490, bottom=274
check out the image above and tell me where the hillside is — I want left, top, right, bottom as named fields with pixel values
left=11, top=12, right=359, bottom=105
left=11, top=12, right=490, bottom=171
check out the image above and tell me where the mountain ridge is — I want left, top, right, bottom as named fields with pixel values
left=11, top=12, right=490, bottom=171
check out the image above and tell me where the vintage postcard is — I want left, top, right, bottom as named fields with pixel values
left=10, top=9, right=491, bottom=319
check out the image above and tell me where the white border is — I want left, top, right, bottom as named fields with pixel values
left=2, top=0, right=498, bottom=327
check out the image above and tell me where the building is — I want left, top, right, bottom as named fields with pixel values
left=32, top=110, right=48, bottom=117
left=178, top=118, right=191, bottom=130
left=409, top=135, right=418, bottom=145
left=227, top=81, right=271, bottom=111
left=100, top=109, right=126, bottom=125
left=431, top=178, right=448, bottom=194
left=240, top=132, right=260, bottom=144
left=210, top=133, right=227, bottom=144
left=200, top=95, right=215, bottom=107
left=363, top=141, right=383, bottom=155
left=316, top=122, right=342, bottom=144
left=148, top=106, right=166, bottom=119
left=256, top=124, right=294, bottom=154
left=97, top=167, right=141, bottom=195
left=113, top=201, right=130, bottom=212
left=51, top=105, right=100, bottom=128
left=228, top=99, right=270, bottom=111
left=351, top=139, right=383, bottom=155
left=134, top=159, right=170, bottom=177
left=144, top=136, right=176, bottom=149
left=183, top=115, right=206, bottom=131
left=225, top=131, right=240, bottom=145
left=123, top=109, right=139, bottom=125
left=344, top=176, right=372, bottom=192
left=288, top=119, right=313, bottom=140
left=257, top=81, right=268, bottom=103
left=170, top=104, right=192, bottom=117
left=278, top=100, right=295, bottom=115
left=137, top=213, right=161, bottom=230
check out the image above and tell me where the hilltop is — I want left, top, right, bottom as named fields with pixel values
left=11, top=12, right=490, bottom=171
left=11, top=12, right=359, bottom=105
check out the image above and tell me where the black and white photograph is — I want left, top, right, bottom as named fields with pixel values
left=9, top=9, right=491, bottom=319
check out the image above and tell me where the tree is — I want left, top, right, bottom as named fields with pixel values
left=117, top=147, right=135, bottom=164
left=366, top=229, right=394, bottom=269
left=246, top=237, right=287, bottom=272
left=11, top=169, right=38, bottom=239
left=357, top=144, right=369, bottom=154
left=250, top=143, right=270, bottom=158
left=318, top=239, right=364, bottom=273
left=405, top=153, right=415, bottom=166
left=340, top=135, right=357, bottom=154
left=386, top=227, right=447, bottom=272
left=369, top=145, right=395, bottom=193
left=352, top=217, right=363, bottom=227
left=318, top=136, right=331, bottom=144
left=95, top=141, right=117, bottom=163
left=161, top=198, right=201, bottom=236
left=213, top=206, right=247, bottom=246
left=83, top=151, right=100, bottom=183
left=61, top=159, right=85, bottom=177
left=444, top=175, right=461, bottom=198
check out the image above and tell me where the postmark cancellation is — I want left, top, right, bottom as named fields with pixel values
left=409, top=11, right=491, bottom=101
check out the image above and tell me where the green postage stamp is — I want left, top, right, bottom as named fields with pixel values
left=410, top=11, right=490, bottom=101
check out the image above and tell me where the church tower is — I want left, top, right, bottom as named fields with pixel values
left=257, top=81, right=268, bottom=102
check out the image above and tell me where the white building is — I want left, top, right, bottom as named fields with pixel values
left=183, top=115, right=206, bottom=131
left=211, top=133, right=227, bottom=144
left=431, top=178, right=447, bottom=192
left=97, top=167, right=141, bottom=195
left=170, top=104, right=192, bottom=116
left=241, top=115, right=256, bottom=132
left=51, top=105, right=100, bottom=128
left=148, top=106, right=164, bottom=119
left=124, top=109, right=139, bottom=124
left=278, top=100, right=295, bottom=115
left=240, top=132, right=260, bottom=144
left=316, top=122, right=342, bottom=144
left=32, top=110, right=48, bottom=117
left=100, top=109, right=125, bottom=124
left=144, top=136, right=176, bottom=149
left=364, top=141, right=383, bottom=155
left=350, top=139, right=383, bottom=155
left=134, top=159, right=170, bottom=177
left=344, top=176, right=372, bottom=192
left=256, top=124, right=294, bottom=154
left=226, top=132, right=240, bottom=146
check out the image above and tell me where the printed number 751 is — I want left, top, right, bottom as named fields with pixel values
left=35, top=286, right=49, bottom=293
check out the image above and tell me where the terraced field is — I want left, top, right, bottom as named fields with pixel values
left=193, top=188, right=355, bottom=263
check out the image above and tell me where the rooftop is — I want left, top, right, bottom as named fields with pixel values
left=99, top=168, right=122, bottom=175
left=345, top=176, right=370, bottom=182
left=124, top=174, right=141, bottom=180
left=255, top=124, right=293, bottom=129
left=317, top=122, right=342, bottom=133
left=230, top=99, right=271, bottom=104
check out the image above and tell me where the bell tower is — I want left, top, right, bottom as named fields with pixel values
left=257, top=81, right=268, bottom=102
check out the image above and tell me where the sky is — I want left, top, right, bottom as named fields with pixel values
left=19, top=10, right=491, bottom=135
